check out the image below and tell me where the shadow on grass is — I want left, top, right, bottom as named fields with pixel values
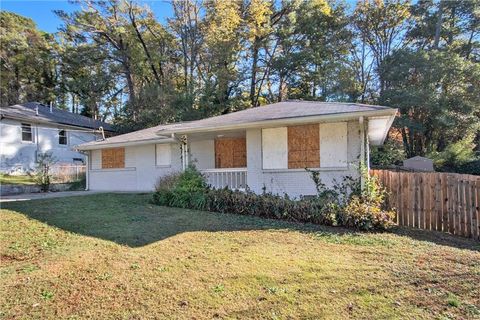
left=2, top=193, right=479, bottom=251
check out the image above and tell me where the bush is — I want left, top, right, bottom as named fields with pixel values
left=34, top=153, right=57, bottom=192
left=152, top=166, right=396, bottom=231
left=152, top=167, right=207, bottom=209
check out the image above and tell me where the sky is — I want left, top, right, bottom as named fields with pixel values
left=0, top=0, right=174, bottom=33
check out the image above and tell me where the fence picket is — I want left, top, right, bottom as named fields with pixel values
left=371, top=170, right=479, bottom=240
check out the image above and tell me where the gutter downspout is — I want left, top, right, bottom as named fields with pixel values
left=359, top=116, right=365, bottom=191
left=85, top=151, right=89, bottom=191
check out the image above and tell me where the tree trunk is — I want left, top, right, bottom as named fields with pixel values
left=250, top=40, right=259, bottom=107
left=434, top=0, right=444, bottom=49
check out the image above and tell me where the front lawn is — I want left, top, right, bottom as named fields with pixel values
left=1, top=194, right=479, bottom=319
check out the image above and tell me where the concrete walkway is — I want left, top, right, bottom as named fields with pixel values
left=0, top=190, right=104, bottom=203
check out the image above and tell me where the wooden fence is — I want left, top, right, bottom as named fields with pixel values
left=50, top=165, right=86, bottom=183
left=370, top=170, right=480, bottom=240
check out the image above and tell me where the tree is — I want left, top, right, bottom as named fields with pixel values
left=0, top=11, right=58, bottom=107
left=380, top=49, right=480, bottom=158
left=353, top=0, right=411, bottom=95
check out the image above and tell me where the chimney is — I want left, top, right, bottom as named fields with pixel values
left=35, top=106, right=39, bottom=116
left=49, top=102, right=53, bottom=113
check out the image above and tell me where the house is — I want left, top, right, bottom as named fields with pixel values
left=77, top=101, right=397, bottom=198
left=0, top=102, right=115, bottom=173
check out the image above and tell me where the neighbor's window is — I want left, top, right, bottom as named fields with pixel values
left=287, top=124, right=320, bottom=169
left=21, top=123, right=32, bottom=142
left=101, top=147, right=125, bottom=169
left=59, top=130, right=67, bottom=145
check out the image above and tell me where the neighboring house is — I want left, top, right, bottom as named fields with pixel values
left=77, top=101, right=397, bottom=198
left=0, top=102, right=115, bottom=173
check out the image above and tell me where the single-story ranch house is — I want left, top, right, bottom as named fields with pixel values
left=0, top=102, right=114, bottom=173
left=77, top=101, right=397, bottom=197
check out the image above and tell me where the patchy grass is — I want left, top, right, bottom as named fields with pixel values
left=0, top=174, right=36, bottom=185
left=1, top=193, right=479, bottom=319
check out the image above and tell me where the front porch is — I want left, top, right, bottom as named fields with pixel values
left=183, top=129, right=248, bottom=190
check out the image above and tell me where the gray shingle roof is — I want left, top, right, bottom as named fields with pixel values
left=158, top=101, right=394, bottom=134
left=0, top=102, right=115, bottom=132
left=77, top=101, right=396, bottom=149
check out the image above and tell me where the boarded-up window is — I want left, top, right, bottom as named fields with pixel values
left=156, top=144, right=171, bottom=166
left=215, top=138, right=246, bottom=168
left=101, top=147, right=125, bottom=169
left=320, top=122, right=348, bottom=168
left=288, top=124, right=319, bottom=169
left=262, top=127, right=288, bottom=169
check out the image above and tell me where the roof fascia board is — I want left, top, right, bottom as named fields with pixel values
left=76, top=137, right=178, bottom=150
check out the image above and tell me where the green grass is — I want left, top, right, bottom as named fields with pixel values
left=1, top=193, right=479, bottom=319
left=0, top=173, right=36, bottom=185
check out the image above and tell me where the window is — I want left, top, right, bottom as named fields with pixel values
left=156, top=144, right=171, bottom=166
left=262, top=127, right=288, bottom=169
left=288, top=124, right=320, bottom=169
left=319, top=122, right=348, bottom=168
left=21, top=123, right=32, bottom=142
left=261, top=122, right=348, bottom=170
left=101, top=148, right=125, bottom=169
left=215, top=138, right=246, bottom=168
left=59, top=130, right=67, bottom=145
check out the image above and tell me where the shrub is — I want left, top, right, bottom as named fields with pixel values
left=152, top=166, right=207, bottom=209
left=337, top=171, right=396, bottom=231
left=34, top=153, right=57, bottom=192
left=152, top=166, right=396, bottom=231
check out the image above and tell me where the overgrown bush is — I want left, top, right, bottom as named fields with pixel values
left=34, top=153, right=57, bottom=192
left=152, top=167, right=207, bottom=209
left=152, top=166, right=396, bottom=231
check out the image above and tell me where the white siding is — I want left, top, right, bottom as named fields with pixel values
left=262, top=127, right=288, bottom=169
left=320, top=122, right=348, bottom=168
left=0, top=118, right=100, bottom=173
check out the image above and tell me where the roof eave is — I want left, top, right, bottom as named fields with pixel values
left=0, top=113, right=114, bottom=132
left=155, top=109, right=398, bottom=136
left=75, top=137, right=178, bottom=151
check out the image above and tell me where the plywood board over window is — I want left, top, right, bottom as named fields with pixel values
left=288, top=124, right=319, bottom=169
left=215, top=138, right=246, bottom=168
left=102, top=147, right=125, bottom=169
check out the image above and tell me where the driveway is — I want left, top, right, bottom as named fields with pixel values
left=0, top=190, right=103, bottom=203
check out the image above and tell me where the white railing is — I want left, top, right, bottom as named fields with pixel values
left=201, top=168, right=247, bottom=191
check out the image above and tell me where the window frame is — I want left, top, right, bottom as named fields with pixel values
left=101, top=147, right=125, bottom=169
left=21, top=123, right=33, bottom=142
left=58, top=129, right=68, bottom=146
left=155, top=144, right=172, bottom=167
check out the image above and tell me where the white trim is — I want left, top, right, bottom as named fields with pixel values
left=201, top=168, right=247, bottom=173
left=90, top=167, right=136, bottom=172
left=76, top=137, right=177, bottom=150
left=156, top=109, right=397, bottom=136
left=262, top=167, right=351, bottom=173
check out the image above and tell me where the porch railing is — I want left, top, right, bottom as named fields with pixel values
left=201, top=168, right=247, bottom=191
